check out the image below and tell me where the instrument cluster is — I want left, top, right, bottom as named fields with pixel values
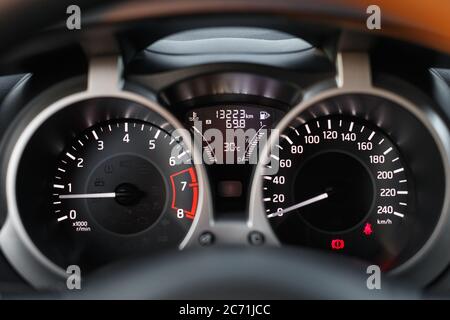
left=1, top=58, right=450, bottom=289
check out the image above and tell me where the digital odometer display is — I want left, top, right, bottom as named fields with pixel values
left=185, top=104, right=284, bottom=216
left=186, top=104, right=283, bottom=164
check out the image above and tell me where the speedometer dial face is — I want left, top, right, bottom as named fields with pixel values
left=263, top=116, right=413, bottom=269
left=50, top=119, right=198, bottom=271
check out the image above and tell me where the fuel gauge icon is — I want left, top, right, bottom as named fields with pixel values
left=260, top=111, right=270, bottom=120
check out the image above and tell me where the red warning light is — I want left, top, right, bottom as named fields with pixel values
left=363, top=223, right=373, bottom=236
left=331, top=239, right=345, bottom=250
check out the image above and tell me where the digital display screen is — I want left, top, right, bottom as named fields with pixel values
left=186, top=104, right=284, bottom=164
left=185, top=104, right=284, bottom=216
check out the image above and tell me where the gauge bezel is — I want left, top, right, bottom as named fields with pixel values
left=159, top=71, right=302, bottom=109
left=0, top=62, right=211, bottom=289
left=249, top=56, right=450, bottom=286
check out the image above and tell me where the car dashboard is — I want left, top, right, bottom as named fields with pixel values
left=0, top=14, right=450, bottom=299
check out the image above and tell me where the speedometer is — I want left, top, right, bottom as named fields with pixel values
left=263, top=115, right=413, bottom=268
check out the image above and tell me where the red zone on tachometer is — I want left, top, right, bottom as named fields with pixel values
left=169, top=168, right=199, bottom=219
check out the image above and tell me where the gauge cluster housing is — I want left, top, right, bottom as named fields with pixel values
left=250, top=62, right=450, bottom=285
left=0, top=65, right=213, bottom=288
left=0, top=29, right=449, bottom=295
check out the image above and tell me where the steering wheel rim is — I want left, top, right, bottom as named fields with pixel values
left=0, top=0, right=449, bottom=55
left=70, top=248, right=417, bottom=300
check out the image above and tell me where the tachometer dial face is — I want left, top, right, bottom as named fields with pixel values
left=50, top=119, right=198, bottom=271
left=263, top=116, right=414, bottom=269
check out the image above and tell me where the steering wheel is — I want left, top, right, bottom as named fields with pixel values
left=1, top=0, right=448, bottom=299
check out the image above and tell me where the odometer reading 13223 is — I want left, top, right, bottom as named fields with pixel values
left=263, top=116, right=413, bottom=269
left=50, top=119, right=198, bottom=271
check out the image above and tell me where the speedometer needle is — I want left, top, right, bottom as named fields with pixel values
left=267, top=193, right=329, bottom=218
left=59, top=192, right=116, bottom=199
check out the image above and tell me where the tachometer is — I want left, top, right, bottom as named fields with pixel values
left=50, top=119, right=198, bottom=270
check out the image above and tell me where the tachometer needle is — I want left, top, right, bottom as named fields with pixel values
left=59, top=192, right=116, bottom=199
left=267, top=192, right=329, bottom=218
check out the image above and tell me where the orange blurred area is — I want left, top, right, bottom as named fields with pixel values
left=340, top=0, right=450, bottom=53
left=103, top=0, right=450, bottom=54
